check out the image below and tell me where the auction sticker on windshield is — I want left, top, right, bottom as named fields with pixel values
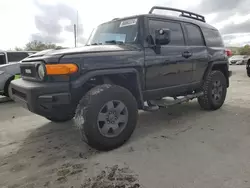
left=120, top=18, right=137, bottom=27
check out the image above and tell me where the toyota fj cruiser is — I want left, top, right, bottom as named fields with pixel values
left=11, top=7, right=232, bottom=151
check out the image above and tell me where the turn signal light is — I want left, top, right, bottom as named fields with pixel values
left=46, top=64, right=78, bottom=75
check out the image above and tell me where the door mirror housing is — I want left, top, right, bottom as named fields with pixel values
left=155, top=29, right=171, bottom=45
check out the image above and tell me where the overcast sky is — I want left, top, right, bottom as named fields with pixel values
left=0, top=0, right=249, bottom=50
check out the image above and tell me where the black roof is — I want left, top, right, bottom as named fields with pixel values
left=103, top=6, right=217, bottom=31
left=144, top=14, right=217, bottom=30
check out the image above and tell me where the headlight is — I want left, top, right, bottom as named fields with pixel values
left=37, top=64, right=45, bottom=80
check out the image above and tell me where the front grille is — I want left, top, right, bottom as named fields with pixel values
left=20, top=62, right=40, bottom=80
left=20, top=66, right=37, bottom=77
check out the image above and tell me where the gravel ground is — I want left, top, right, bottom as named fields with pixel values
left=0, top=65, right=250, bottom=188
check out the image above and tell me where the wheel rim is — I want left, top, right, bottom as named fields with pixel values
left=97, top=100, right=128, bottom=138
left=211, top=80, right=223, bottom=102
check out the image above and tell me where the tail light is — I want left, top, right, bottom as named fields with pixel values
left=225, top=49, right=233, bottom=57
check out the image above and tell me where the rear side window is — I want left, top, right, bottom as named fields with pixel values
left=185, top=23, right=205, bottom=46
left=202, top=28, right=224, bottom=47
left=7, top=52, right=29, bottom=62
left=148, top=19, right=185, bottom=46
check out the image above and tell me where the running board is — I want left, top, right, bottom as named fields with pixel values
left=144, top=92, right=204, bottom=111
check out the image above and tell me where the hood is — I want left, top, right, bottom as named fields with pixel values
left=26, top=49, right=55, bottom=58
left=45, top=45, right=134, bottom=56
left=0, top=62, right=20, bottom=69
left=21, top=45, right=139, bottom=64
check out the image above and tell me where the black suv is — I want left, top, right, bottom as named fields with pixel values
left=11, top=7, right=232, bottom=151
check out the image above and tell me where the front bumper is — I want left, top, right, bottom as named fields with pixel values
left=11, top=79, right=71, bottom=117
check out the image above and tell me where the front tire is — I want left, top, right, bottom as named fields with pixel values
left=198, top=70, right=227, bottom=110
left=74, top=84, right=138, bottom=151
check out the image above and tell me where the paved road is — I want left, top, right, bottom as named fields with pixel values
left=0, top=66, right=250, bottom=188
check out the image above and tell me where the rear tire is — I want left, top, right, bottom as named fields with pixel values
left=74, top=84, right=138, bottom=151
left=198, top=70, right=227, bottom=110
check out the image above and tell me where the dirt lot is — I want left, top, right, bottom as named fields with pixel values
left=0, top=65, right=250, bottom=188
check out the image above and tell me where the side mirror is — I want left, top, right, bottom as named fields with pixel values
left=155, top=29, right=171, bottom=46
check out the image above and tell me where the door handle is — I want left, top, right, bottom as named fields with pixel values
left=182, top=51, right=192, bottom=58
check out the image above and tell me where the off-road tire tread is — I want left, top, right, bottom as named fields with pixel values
left=198, top=70, right=227, bottom=110
left=74, top=84, right=138, bottom=151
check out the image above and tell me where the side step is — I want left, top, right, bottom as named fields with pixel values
left=144, top=92, right=204, bottom=111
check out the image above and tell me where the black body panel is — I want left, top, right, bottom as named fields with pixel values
left=11, top=11, right=231, bottom=116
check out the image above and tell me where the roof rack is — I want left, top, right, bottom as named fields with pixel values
left=149, top=6, right=206, bottom=23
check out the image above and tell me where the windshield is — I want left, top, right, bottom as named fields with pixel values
left=87, top=18, right=139, bottom=45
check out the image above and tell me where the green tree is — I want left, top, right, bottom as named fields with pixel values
left=239, top=45, right=250, bottom=55
left=14, top=47, right=24, bottom=51
left=24, top=40, right=64, bottom=51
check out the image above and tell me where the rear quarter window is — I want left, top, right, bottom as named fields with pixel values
left=7, top=52, right=30, bottom=62
left=184, top=23, right=205, bottom=46
left=202, top=28, right=224, bottom=47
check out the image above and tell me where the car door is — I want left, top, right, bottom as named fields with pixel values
left=183, top=23, right=209, bottom=83
left=145, top=19, right=193, bottom=91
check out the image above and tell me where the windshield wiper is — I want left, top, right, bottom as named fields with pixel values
left=105, top=40, right=124, bottom=45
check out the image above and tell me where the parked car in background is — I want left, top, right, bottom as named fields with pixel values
left=229, top=55, right=250, bottom=65
left=0, top=51, right=37, bottom=98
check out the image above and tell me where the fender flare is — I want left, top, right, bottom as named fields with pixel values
left=71, top=68, right=144, bottom=108
left=203, top=61, right=229, bottom=79
left=203, top=61, right=230, bottom=87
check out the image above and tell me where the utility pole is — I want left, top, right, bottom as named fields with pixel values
left=76, top=10, right=79, bottom=47
left=74, top=24, right=77, bottom=47
left=73, top=10, right=78, bottom=48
